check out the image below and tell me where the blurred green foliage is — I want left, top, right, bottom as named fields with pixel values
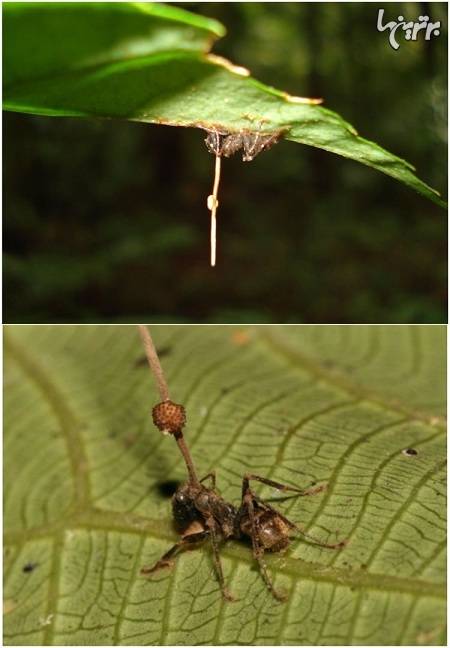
left=3, top=2, right=447, bottom=323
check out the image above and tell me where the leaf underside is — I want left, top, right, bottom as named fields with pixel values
left=3, top=325, right=446, bottom=646
left=2, top=2, right=446, bottom=208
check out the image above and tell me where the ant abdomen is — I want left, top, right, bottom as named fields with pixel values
left=237, top=509, right=291, bottom=553
left=195, top=489, right=236, bottom=537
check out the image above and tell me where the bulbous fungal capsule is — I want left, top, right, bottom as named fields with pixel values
left=152, top=400, right=186, bottom=435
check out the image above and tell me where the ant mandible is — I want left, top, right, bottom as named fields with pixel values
left=140, top=399, right=346, bottom=602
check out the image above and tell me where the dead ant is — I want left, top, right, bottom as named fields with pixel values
left=141, top=399, right=346, bottom=602
left=204, top=124, right=284, bottom=161
left=203, top=122, right=285, bottom=265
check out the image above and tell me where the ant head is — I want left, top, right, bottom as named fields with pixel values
left=172, top=483, right=203, bottom=532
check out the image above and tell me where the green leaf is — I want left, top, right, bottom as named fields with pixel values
left=2, top=2, right=446, bottom=208
left=3, top=325, right=446, bottom=645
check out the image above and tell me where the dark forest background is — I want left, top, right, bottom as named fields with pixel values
left=3, top=2, right=447, bottom=323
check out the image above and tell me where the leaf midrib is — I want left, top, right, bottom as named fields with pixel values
left=4, top=49, right=209, bottom=93
left=4, top=505, right=445, bottom=601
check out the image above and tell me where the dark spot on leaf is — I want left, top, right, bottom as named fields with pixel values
left=157, top=346, right=173, bottom=358
left=122, top=434, right=137, bottom=446
left=402, top=448, right=419, bottom=457
left=22, top=562, right=38, bottom=573
left=157, top=480, right=180, bottom=498
left=135, top=346, right=172, bottom=368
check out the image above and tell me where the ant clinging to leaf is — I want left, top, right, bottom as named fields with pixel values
left=203, top=121, right=285, bottom=268
left=138, top=325, right=346, bottom=602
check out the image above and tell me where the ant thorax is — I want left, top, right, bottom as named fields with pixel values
left=194, top=488, right=236, bottom=538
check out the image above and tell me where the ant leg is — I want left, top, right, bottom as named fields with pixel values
left=245, top=486, right=346, bottom=550
left=204, top=516, right=237, bottom=602
left=141, top=530, right=208, bottom=574
left=243, top=490, right=287, bottom=602
left=241, top=124, right=261, bottom=161
left=260, top=131, right=282, bottom=151
left=200, top=471, right=217, bottom=488
left=242, top=473, right=326, bottom=499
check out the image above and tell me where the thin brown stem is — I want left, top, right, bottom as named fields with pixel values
left=137, top=325, right=170, bottom=401
left=174, top=431, right=200, bottom=487
left=138, top=325, right=200, bottom=487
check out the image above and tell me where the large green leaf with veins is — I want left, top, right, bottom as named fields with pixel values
left=2, top=2, right=446, bottom=208
left=3, top=325, right=446, bottom=645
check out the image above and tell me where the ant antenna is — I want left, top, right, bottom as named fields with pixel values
left=137, top=325, right=201, bottom=488
left=207, top=154, right=222, bottom=267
